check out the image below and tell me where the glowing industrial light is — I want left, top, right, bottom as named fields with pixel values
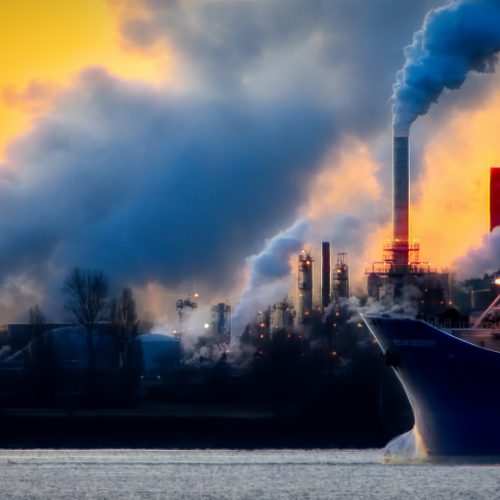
left=203, top=323, right=210, bottom=329
left=194, top=292, right=200, bottom=298
left=495, top=278, right=500, bottom=286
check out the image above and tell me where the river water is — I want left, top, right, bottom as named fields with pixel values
left=0, top=449, right=498, bottom=498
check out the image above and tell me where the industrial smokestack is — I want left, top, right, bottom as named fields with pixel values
left=321, top=241, right=331, bottom=309
left=298, top=251, right=313, bottom=323
left=393, top=133, right=409, bottom=269
left=230, top=218, right=308, bottom=342
left=334, top=252, right=349, bottom=300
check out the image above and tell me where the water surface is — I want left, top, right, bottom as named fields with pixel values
left=0, top=449, right=498, bottom=498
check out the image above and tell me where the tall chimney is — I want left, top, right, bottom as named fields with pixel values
left=321, top=241, right=331, bottom=308
left=393, top=134, right=409, bottom=268
left=298, top=252, right=313, bottom=323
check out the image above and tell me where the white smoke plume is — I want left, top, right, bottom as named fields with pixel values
left=328, top=287, right=420, bottom=325
left=393, top=0, right=500, bottom=135
left=231, top=218, right=309, bottom=342
left=453, top=227, right=500, bottom=278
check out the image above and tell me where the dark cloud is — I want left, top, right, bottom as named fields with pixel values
left=0, top=1, right=451, bottom=319
left=1, top=68, right=332, bottom=304
left=122, top=0, right=445, bottom=134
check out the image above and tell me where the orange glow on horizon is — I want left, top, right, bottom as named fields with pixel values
left=304, top=85, right=499, bottom=285
left=411, top=90, right=500, bottom=268
left=305, top=139, right=383, bottom=221
left=304, top=138, right=391, bottom=284
left=0, top=0, right=171, bottom=160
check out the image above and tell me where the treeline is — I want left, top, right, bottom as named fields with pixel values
left=29, top=267, right=152, bottom=339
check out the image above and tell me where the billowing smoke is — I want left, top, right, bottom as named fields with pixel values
left=0, top=1, right=451, bottom=321
left=231, top=219, right=309, bottom=341
left=393, top=0, right=500, bottom=136
left=453, top=226, right=500, bottom=278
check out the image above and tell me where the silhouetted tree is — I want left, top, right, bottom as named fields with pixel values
left=63, top=268, right=109, bottom=396
left=110, top=287, right=139, bottom=366
left=28, top=305, right=46, bottom=326
left=28, top=305, right=46, bottom=341
left=27, top=304, right=53, bottom=401
left=63, top=268, right=109, bottom=331
left=110, top=287, right=139, bottom=337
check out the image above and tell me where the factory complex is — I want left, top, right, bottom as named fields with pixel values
left=0, top=120, right=496, bottom=453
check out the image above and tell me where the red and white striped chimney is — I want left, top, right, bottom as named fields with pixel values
left=393, top=133, right=409, bottom=268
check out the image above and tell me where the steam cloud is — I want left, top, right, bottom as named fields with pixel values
left=393, top=0, right=500, bottom=136
left=453, top=226, right=500, bottom=278
left=0, top=1, right=449, bottom=320
left=231, top=219, right=309, bottom=341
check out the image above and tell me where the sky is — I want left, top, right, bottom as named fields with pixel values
left=0, top=0, right=498, bottom=324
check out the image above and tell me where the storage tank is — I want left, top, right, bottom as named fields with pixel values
left=130, top=334, right=181, bottom=394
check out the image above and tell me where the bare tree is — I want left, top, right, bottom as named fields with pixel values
left=28, top=304, right=47, bottom=342
left=28, top=305, right=46, bottom=326
left=63, top=268, right=109, bottom=395
left=28, top=304, right=51, bottom=399
left=110, top=287, right=139, bottom=338
left=63, top=268, right=109, bottom=332
left=110, top=287, right=140, bottom=367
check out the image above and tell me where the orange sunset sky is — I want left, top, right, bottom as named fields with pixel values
left=0, top=0, right=168, bottom=159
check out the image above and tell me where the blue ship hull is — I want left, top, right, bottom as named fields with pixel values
left=362, top=315, right=500, bottom=461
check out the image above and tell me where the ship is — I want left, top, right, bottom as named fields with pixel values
left=362, top=287, right=500, bottom=462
